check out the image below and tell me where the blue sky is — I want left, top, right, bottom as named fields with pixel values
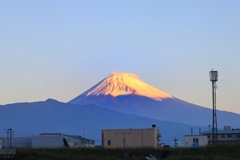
left=1, top=1, right=240, bottom=113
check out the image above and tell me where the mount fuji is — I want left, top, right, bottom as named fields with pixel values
left=69, top=72, right=240, bottom=127
left=1, top=72, right=240, bottom=146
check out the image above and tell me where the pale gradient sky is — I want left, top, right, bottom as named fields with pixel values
left=0, top=1, right=240, bottom=113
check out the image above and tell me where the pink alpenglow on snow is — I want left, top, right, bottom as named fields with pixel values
left=83, top=72, right=173, bottom=101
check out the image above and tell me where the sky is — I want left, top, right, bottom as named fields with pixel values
left=0, top=1, right=240, bottom=113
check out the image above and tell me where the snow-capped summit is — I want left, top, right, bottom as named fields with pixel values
left=77, top=72, right=173, bottom=101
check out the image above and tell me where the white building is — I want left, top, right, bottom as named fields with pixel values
left=202, top=126, right=240, bottom=145
left=102, top=125, right=161, bottom=148
left=185, top=126, right=240, bottom=147
left=1, top=137, right=32, bottom=148
left=1, top=133, right=94, bottom=148
left=184, top=135, right=208, bottom=148
left=32, top=133, right=95, bottom=148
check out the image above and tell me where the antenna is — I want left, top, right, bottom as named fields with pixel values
left=209, top=70, right=218, bottom=144
left=7, top=128, right=13, bottom=148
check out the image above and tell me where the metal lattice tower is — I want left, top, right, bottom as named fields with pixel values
left=209, top=70, right=218, bottom=144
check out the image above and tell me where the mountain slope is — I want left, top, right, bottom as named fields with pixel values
left=0, top=99, right=199, bottom=145
left=69, top=72, right=240, bottom=127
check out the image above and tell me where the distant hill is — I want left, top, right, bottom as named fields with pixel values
left=0, top=99, right=199, bottom=145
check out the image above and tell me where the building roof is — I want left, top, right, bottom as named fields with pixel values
left=63, top=134, right=95, bottom=144
left=202, top=129, right=240, bottom=135
left=184, top=135, right=208, bottom=137
left=39, top=132, right=95, bottom=144
left=102, top=127, right=157, bottom=131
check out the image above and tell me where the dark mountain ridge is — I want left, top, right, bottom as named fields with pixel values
left=0, top=99, right=200, bottom=145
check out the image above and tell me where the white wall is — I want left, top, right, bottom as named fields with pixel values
left=184, top=135, right=208, bottom=148
left=102, top=128, right=159, bottom=148
left=32, top=135, right=94, bottom=148
left=32, top=135, right=64, bottom=148
left=2, top=137, right=31, bottom=148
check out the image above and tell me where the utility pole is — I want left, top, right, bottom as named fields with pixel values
left=173, top=138, right=178, bottom=148
left=208, top=125, right=211, bottom=133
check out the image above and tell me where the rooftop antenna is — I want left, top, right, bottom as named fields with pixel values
left=7, top=128, right=13, bottom=148
left=209, top=69, right=218, bottom=144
